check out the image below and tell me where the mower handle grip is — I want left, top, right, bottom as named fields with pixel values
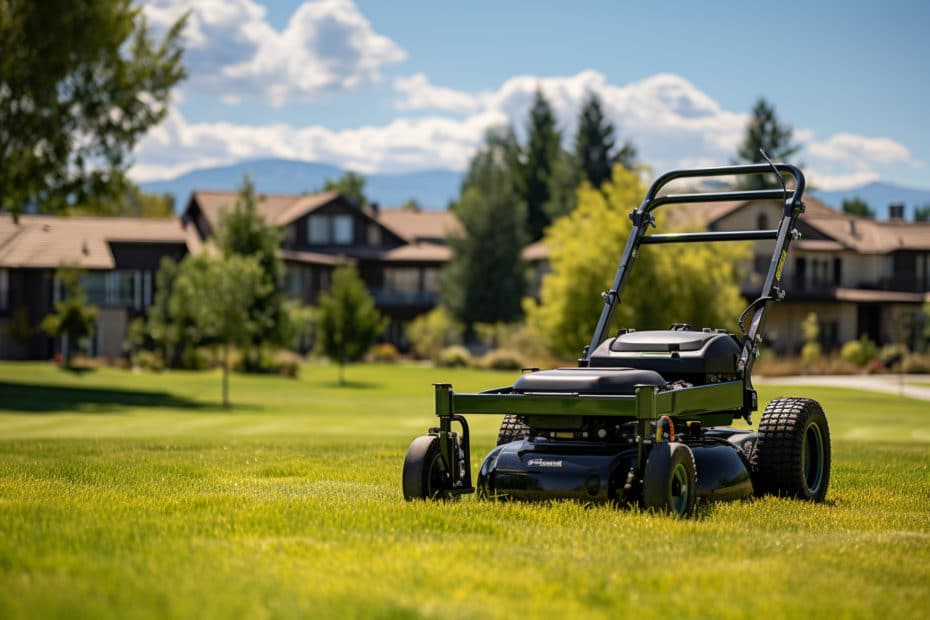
left=640, top=163, right=805, bottom=212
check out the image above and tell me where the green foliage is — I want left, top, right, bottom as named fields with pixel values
left=72, top=185, right=175, bottom=218
left=287, top=302, right=318, bottom=355
left=171, top=253, right=270, bottom=405
left=0, top=1, right=187, bottom=215
left=521, top=89, right=562, bottom=241
left=478, top=348, right=526, bottom=370
left=801, top=312, right=822, bottom=367
left=734, top=98, right=801, bottom=190
left=218, top=176, right=291, bottom=366
left=840, top=334, right=879, bottom=367
left=444, top=129, right=527, bottom=325
left=370, top=342, right=400, bottom=362
left=436, top=345, right=472, bottom=368
left=316, top=265, right=386, bottom=383
left=841, top=197, right=875, bottom=218
left=322, top=171, right=367, bottom=206
left=574, top=91, right=636, bottom=189
left=526, top=166, right=749, bottom=359
left=913, top=204, right=930, bottom=222
left=399, top=199, right=421, bottom=212
left=40, top=268, right=97, bottom=364
left=407, top=307, right=464, bottom=360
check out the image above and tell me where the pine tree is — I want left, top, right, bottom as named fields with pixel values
left=317, top=265, right=386, bottom=384
left=735, top=98, right=801, bottom=190
left=522, top=88, right=562, bottom=241
left=574, top=91, right=636, bottom=188
left=443, top=128, right=527, bottom=326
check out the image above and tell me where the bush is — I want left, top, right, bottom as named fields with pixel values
left=370, top=343, right=399, bottom=363
left=801, top=342, right=822, bottom=368
left=407, top=308, right=464, bottom=360
left=480, top=348, right=525, bottom=371
left=233, top=348, right=301, bottom=377
left=840, top=334, right=878, bottom=367
left=131, top=349, right=164, bottom=372
left=436, top=345, right=472, bottom=368
left=879, top=343, right=909, bottom=369
left=901, top=353, right=930, bottom=374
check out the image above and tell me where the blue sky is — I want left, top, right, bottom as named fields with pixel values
left=135, top=0, right=930, bottom=190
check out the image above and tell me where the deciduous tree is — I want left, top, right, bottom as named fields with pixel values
left=0, top=0, right=187, bottom=215
left=40, top=268, right=97, bottom=365
left=526, top=166, right=749, bottom=359
left=323, top=172, right=368, bottom=206
left=317, top=265, right=386, bottom=384
left=841, top=197, right=875, bottom=218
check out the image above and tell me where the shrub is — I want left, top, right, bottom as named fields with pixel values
left=879, top=343, right=909, bottom=369
left=801, top=342, right=822, bottom=368
left=233, top=348, right=301, bottom=377
left=901, top=353, right=930, bottom=374
left=840, top=334, right=878, bottom=367
left=131, top=349, right=164, bottom=372
left=371, top=343, right=400, bottom=363
left=480, top=348, right=525, bottom=371
left=436, top=345, right=472, bottom=368
left=407, top=308, right=464, bottom=360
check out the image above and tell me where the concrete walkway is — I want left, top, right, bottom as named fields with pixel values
left=755, top=374, right=930, bottom=401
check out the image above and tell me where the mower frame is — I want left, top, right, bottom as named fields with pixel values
left=422, top=163, right=807, bottom=497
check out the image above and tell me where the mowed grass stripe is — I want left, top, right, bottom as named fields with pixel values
left=0, top=362, right=928, bottom=619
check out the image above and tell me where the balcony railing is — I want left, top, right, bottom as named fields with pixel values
left=370, top=288, right=438, bottom=307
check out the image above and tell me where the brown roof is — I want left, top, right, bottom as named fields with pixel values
left=378, top=208, right=461, bottom=242
left=188, top=190, right=340, bottom=232
left=801, top=216, right=930, bottom=253
left=279, top=249, right=350, bottom=266
left=0, top=214, right=197, bottom=269
left=380, top=243, right=451, bottom=262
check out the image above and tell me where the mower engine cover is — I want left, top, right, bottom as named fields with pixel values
left=589, top=329, right=741, bottom=384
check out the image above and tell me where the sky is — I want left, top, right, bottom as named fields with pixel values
left=134, top=0, right=930, bottom=191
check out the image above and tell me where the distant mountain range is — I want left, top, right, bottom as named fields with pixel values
left=141, top=158, right=930, bottom=220
left=812, top=182, right=930, bottom=220
left=139, top=158, right=463, bottom=212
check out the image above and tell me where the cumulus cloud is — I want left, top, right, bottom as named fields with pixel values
left=142, top=0, right=405, bottom=105
left=131, top=67, right=921, bottom=191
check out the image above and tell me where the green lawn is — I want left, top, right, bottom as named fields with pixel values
left=0, top=362, right=928, bottom=619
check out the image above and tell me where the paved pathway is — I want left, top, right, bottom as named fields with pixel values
left=755, top=374, right=930, bottom=401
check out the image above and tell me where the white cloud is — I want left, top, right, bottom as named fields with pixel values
left=142, top=0, right=405, bottom=106
left=131, top=68, right=922, bottom=192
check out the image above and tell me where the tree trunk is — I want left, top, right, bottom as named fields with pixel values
left=222, top=342, right=230, bottom=408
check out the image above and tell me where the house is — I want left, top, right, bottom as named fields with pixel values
left=0, top=214, right=200, bottom=359
left=181, top=191, right=459, bottom=349
left=523, top=197, right=930, bottom=353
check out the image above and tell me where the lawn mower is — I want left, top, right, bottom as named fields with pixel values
left=402, top=162, right=831, bottom=517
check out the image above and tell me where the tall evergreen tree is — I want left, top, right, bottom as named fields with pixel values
left=522, top=88, right=562, bottom=241
left=443, top=128, right=527, bottom=326
left=734, top=98, right=801, bottom=190
left=573, top=91, right=636, bottom=189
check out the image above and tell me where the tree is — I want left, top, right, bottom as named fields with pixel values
left=914, top=204, right=930, bottom=222
left=443, top=128, right=527, bottom=327
left=171, top=254, right=268, bottom=407
left=574, top=91, right=636, bottom=189
left=41, top=268, right=97, bottom=365
left=841, top=197, right=875, bottom=218
left=526, top=165, right=749, bottom=359
left=317, top=265, right=386, bottom=384
left=0, top=1, right=187, bottom=216
left=734, top=98, right=801, bottom=190
left=218, top=177, right=290, bottom=368
left=73, top=186, right=175, bottom=218
left=801, top=312, right=822, bottom=367
left=323, top=172, right=368, bottom=206
left=400, top=199, right=421, bottom=212
left=521, top=88, right=562, bottom=241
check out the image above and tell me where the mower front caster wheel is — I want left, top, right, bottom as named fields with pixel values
left=402, top=435, right=451, bottom=500
left=643, top=442, right=697, bottom=517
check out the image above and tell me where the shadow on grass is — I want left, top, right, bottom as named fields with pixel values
left=321, top=381, right=383, bottom=390
left=0, top=381, right=213, bottom=414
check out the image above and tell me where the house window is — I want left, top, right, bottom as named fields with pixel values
left=367, top=224, right=382, bottom=246
left=385, top=268, right=419, bottom=293
left=319, top=269, right=330, bottom=292
left=333, top=215, right=353, bottom=244
left=308, top=215, right=330, bottom=244
left=0, top=269, right=8, bottom=311
left=423, top=268, right=440, bottom=293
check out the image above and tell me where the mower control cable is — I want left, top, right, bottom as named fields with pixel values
left=737, top=295, right=776, bottom=338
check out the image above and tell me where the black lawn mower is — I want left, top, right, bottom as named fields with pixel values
left=402, top=162, right=830, bottom=517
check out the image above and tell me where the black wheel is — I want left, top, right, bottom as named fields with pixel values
left=497, top=414, right=530, bottom=446
left=751, top=397, right=831, bottom=501
left=402, top=435, right=450, bottom=500
left=643, top=442, right=697, bottom=517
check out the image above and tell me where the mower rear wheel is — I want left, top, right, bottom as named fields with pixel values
left=751, top=397, right=831, bottom=501
left=643, top=442, right=697, bottom=517
left=402, top=435, right=450, bottom=500
left=497, top=414, right=530, bottom=446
